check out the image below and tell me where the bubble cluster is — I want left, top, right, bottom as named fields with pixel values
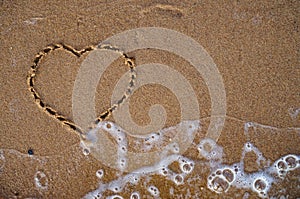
left=271, top=154, right=300, bottom=178
left=208, top=161, right=275, bottom=198
left=150, top=155, right=195, bottom=186
left=207, top=166, right=235, bottom=193
left=204, top=139, right=300, bottom=198
left=81, top=120, right=299, bottom=199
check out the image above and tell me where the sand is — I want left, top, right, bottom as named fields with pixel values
left=0, top=0, right=299, bottom=198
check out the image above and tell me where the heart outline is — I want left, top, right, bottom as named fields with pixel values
left=27, top=43, right=136, bottom=138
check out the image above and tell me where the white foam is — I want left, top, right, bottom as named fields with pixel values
left=197, top=138, right=223, bottom=160
left=158, top=166, right=170, bottom=176
left=81, top=119, right=299, bottom=198
left=123, top=173, right=140, bottom=185
left=104, top=122, right=128, bottom=172
left=83, top=153, right=194, bottom=198
left=82, top=120, right=200, bottom=173
left=241, top=142, right=268, bottom=168
left=108, top=180, right=123, bottom=193
left=82, top=121, right=128, bottom=172
left=168, top=142, right=180, bottom=154
left=197, top=138, right=223, bottom=169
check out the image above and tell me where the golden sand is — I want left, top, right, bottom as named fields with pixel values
left=0, top=1, right=299, bottom=198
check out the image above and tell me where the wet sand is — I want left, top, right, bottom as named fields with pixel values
left=0, top=0, right=299, bottom=198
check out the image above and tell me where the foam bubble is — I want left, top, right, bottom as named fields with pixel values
left=96, top=169, right=104, bottom=179
left=0, top=149, right=5, bottom=171
left=130, top=192, right=140, bottom=199
left=34, top=170, right=48, bottom=190
left=208, top=175, right=230, bottom=193
left=222, top=168, right=235, bottom=183
left=106, top=195, right=123, bottom=199
left=179, top=157, right=194, bottom=174
left=148, top=185, right=160, bottom=197
left=242, top=192, right=250, bottom=199
left=82, top=148, right=90, bottom=156
left=284, top=155, right=298, bottom=169
left=173, top=174, right=184, bottom=185
left=118, top=158, right=127, bottom=170
left=207, top=165, right=236, bottom=194
left=250, top=173, right=274, bottom=198
left=169, top=187, right=174, bottom=195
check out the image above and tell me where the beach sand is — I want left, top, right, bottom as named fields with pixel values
left=0, top=0, right=299, bottom=198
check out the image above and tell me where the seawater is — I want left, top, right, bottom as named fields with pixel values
left=80, top=118, right=300, bottom=199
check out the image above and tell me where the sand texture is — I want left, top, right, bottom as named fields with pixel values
left=0, top=0, right=299, bottom=198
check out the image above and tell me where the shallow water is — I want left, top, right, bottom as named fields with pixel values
left=1, top=116, right=299, bottom=198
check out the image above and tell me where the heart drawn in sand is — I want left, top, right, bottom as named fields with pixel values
left=26, top=43, right=136, bottom=138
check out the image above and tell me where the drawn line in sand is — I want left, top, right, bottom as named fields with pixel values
left=27, top=43, right=136, bottom=138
